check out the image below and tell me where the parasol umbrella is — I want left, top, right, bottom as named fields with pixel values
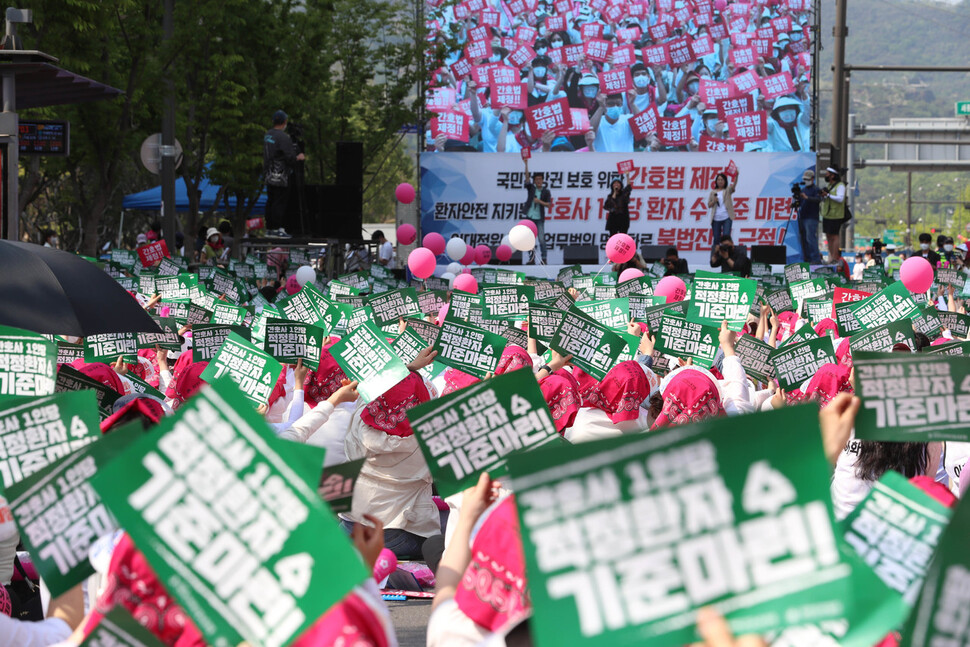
left=0, top=241, right=161, bottom=336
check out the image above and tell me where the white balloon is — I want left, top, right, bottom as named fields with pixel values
left=445, top=237, right=467, bottom=261
left=441, top=272, right=457, bottom=289
left=295, top=265, right=316, bottom=286
left=446, top=262, right=462, bottom=275
left=500, top=234, right=511, bottom=248
left=508, top=225, right=536, bottom=252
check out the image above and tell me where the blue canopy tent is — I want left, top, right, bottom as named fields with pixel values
left=122, top=175, right=266, bottom=214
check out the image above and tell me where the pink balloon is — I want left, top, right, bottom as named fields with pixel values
left=396, top=223, right=416, bottom=245
left=518, top=219, right=538, bottom=236
left=395, top=182, right=416, bottom=204
left=453, top=273, right=479, bottom=294
left=474, top=244, right=492, bottom=265
left=496, top=244, right=513, bottom=262
left=605, top=233, right=637, bottom=264
left=437, top=304, right=449, bottom=324
left=619, top=268, right=644, bottom=283
left=423, top=232, right=446, bottom=256
left=900, top=256, right=934, bottom=294
left=407, top=247, right=436, bottom=279
left=655, top=276, right=687, bottom=303
left=460, top=244, right=475, bottom=266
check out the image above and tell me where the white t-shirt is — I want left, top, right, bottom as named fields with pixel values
left=0, top=616, right=71, bottom=647
left=379, top=240, right=395, bottom=268
left=713, top=190, right=730, bottom=221
left=593, top=114, right=634, bottom=153
left=831, top=436, right=871, bottom=521
left=427, top=599, right=491, bottom=647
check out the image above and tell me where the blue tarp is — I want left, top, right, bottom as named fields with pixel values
left=122, top=175, right=266, bottom=214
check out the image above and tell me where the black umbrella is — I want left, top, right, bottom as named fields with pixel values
left=0, top=241, right=161, bottom=336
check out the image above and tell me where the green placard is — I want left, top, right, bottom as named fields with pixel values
left=507, top=405, right=855, bottom=647
left=481, top=285, right=535, bottom=320
left=528, top=304, right=566, bottom=345
left=557, top=265, right=582, bottom=286
left=849, top=281, right=919, bottom=331
left=574, top=298, right=630, bottom=330
left=839, top=470, right=951, bottom=646
left=327, top=280, right=360, bottom=300
left=835, top=300, right=864, bottom=337
left=784, top=262, right=811, bottom=283
left=277, top=282, right=330, bottom=326
left=938, top=311, right=970, bottom=338
left=328, top=321, right=411, bottom=402
left=402, top=318, right=441, bottom=347
left=788, top=278, right=828, bottom=305
left=924, top=340, right=970, bottom=356
left=615, top=275, right=655, bottom=299
left=550, top=308, right=629, bottom=380
left=764, top=287, right=794, bottom=314
left=263, top=319, right=325, bottom=370
left=628, top=295, right=666, bottom=322
left=0, top=390, right=101, bottom=488
left=447, top=291, right=480, bottom=321
left=769, top=335, right=836, bottom=390
left=337, top=270, right=370, bottom=291
left=199, top=332, right=283, bottom=406
left=56, top=341, right=85, bottom=366
left=779, top=322, right=816, bottom=348
left=899, top=474, right=970, bottom=646
left=855, top=350, right=970, bottom=442
left=154, top=273, right=197, bottom=300
left=418, top=289, right=448, bottom=316
left=687, top=271, right=757, bottom=332
left=391, top=328, right=442, bottom=381
left=750, top=261, right=771, bottom=277
left=126, top=373, right=165, bottom=400
left=850, top=320, right=916, bottom=354
left=317, top=458, right=366, bottom=515
left=55, top=366, right=121, bottom=419
left=408, top=370, right=559, bottom=498
left=89, top=377, right=368, bottom=647
left=654, top=313, right=719, bottom=368
left=249, top=305, right=280, bottom=346
left=641, top=300, right=687, bottom=336
left=79, top=605, right=166, bottom=646
left=433, top=316, right=507, bottom=380
left=110, top=249, right=138, bottom=268
left=191, top=324, right=250, bottom=362
left=366, top=287, right=422, bottom=327
left=734, top=334, right=776, bottom=383
left=6, top=427, right=138, bottom=596
left=159, top=297, right=191, bottom=323
left=136, top=325, right=181, bottom=352
left=805, top=298, right=834, bottom=326
left=211, top=302, right=248, bottom=326
left=526, top=280, right=567, bottom=302
left=908, top=303, right=943, bottom=338
left=84, top=332, right=139, bottom=364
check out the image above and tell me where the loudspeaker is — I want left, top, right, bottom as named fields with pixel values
left=639, top=245, right=669, bottom=262
left=336, top=142, right=363, bottom=187
left=563, top=245, right=599, bottom=264
left=317, top=184, right=363, bottom=240
left=751, top=245, right=786, bottom=264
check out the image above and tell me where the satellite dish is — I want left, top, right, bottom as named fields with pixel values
left=139, top=133, right=183, bottom=174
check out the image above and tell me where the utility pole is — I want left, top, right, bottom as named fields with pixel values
left=831, top=0, right=849, bottom=170
left=161, top=0, right=177, bottom=254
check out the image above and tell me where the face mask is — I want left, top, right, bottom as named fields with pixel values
left=606, top=106, right=622, bottom=120
left=633, top=74, right=650, bottom=88
left=778, top=109, right=797, bottom=124
left=704, top=118, right=717, bottom=132
left=582, top=86, right=598, bottom=98
left=687, top=80, right=699, bottom=94
left=921, top=243, right=930, bottom=250
left=551, top=40, right=563, bottom=48
left=790, top=32, right=803, bottom=42
left=533, top=66, right=547, bottom=77
left=508, top=112, right=523, bottom=125
left=945, top=244, right=954, bottom=252
left=489, top=54, right=501, bottom=62
left=538, top=27, right=547, bottom=36
left=536, top=47, right=547, bottom=56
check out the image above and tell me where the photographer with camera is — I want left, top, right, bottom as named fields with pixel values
left=662, top=246, right=689, bottom=276
left=820, top=167, right=846, bottom=263
left=794, top=169, right=822, bottom=263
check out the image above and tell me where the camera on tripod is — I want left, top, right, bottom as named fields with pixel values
left=789, top=182, right=802, bottom=210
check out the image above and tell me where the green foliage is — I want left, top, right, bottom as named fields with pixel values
left=15, top=0, right=424, bottom=253
left=819, top=0, right=970, bottom=245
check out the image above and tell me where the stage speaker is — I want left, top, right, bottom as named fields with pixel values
left=317, top=184, right=363, bottom=240
left=563, top=245, right=599, bottom=264
left=751, top=245, right=786, bottom=264
left=639, top=244, right=669, bottom=262
left=336, top=142, right=363, bottom=187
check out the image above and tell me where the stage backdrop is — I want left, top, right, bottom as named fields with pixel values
left=421, top=151, right=817, bottom=267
